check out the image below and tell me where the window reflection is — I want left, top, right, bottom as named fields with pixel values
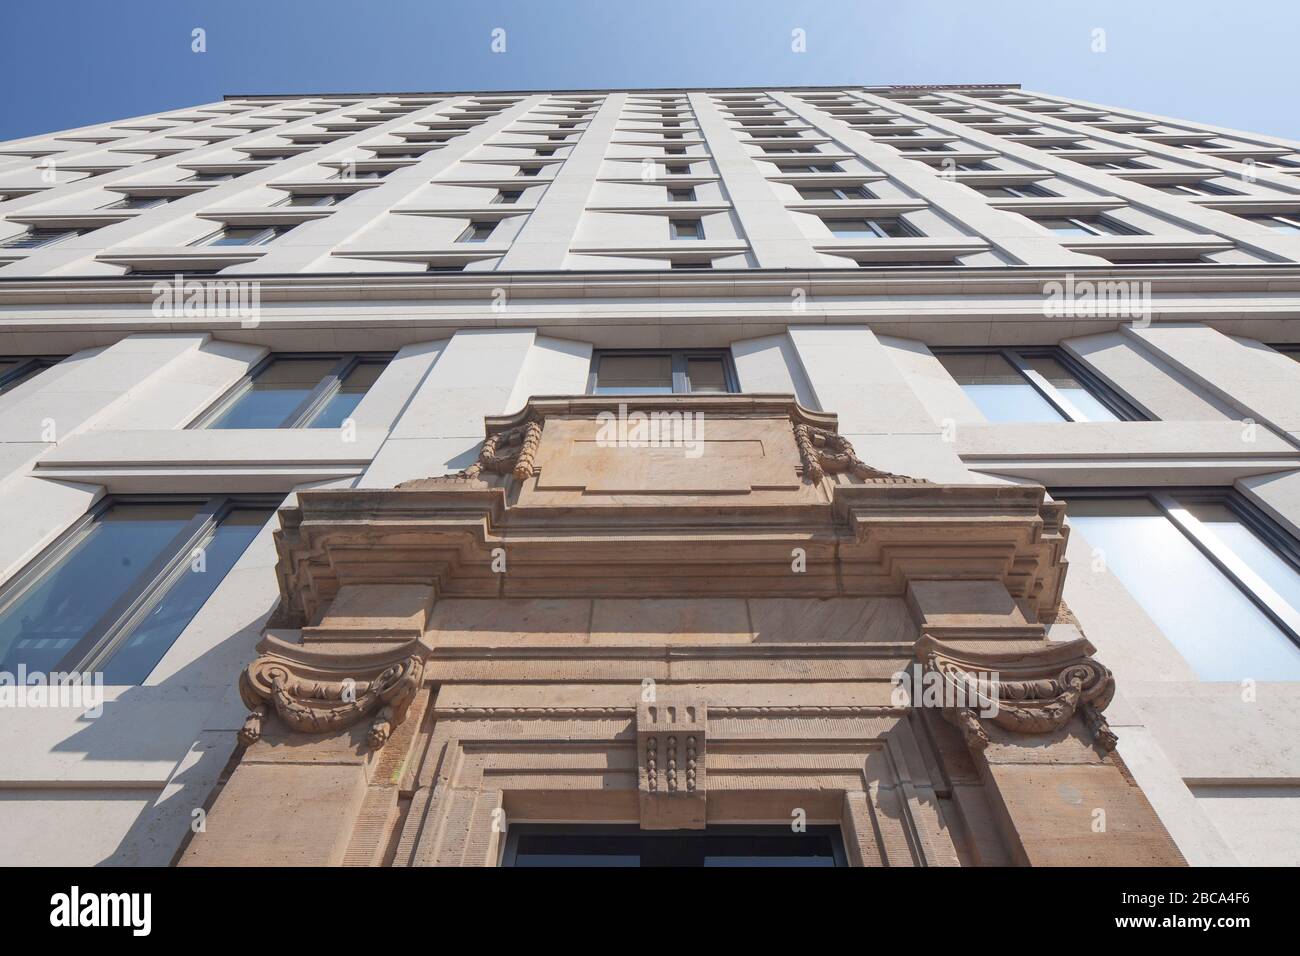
left=1067, top=497, right=1300, bottom=680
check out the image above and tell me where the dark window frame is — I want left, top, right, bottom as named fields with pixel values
left=500, top=824, right=848, bottom=867
left=587, top=348, right=739, bottom=395
left=933, top=346, right=1147, bottom=422
left=0, top=493, right=280, bottom=681
left=187, top=351, right=394, bottom=430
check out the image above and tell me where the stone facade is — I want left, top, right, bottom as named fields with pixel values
left=1, top=86, right=1299, bottom=866
left=181, top=397, right=1180, bottom=866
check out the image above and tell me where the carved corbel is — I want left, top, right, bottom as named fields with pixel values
left=636, top=701, right=707, bottom=829
left=238, top=638, right=425, bottom=750
left=792, top=422, right=923, bottom=484
left=912, top=636, right=1116, bottom=753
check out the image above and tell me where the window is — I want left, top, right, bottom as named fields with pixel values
left=1242, top=213, right=1300, bottom=234
left=972, top=183, right=1052, bottom=198
left=822, top=217, right=913, bottom=238
left=1029, top=215, right=1139, bottom=237
left=935, top=348, right=1140, bottom=422
left=784, top=163, right=843, bottom=173
left=798, top=185, right=873, bottom=200
left=279, top=193, right=346, bottom=207
left=670, top=259, right=712, bottom=270
left=669, top=219, right=703, bottom=240
left=502, top=825, right=846, bottom=867
left=667, top=187, right=697, bottom=202
left=1063, top=492, right=1300, bottom=680
left=332, top=169, right=387, bottom=181
left=457, top=221, right=497, bottom=243
left=106, top=195, right=170, bottom=210
left=193, top=354, right=392, bottom=429
left=198, top=225, right=290, bottom=247
left=493, top=190, right=523, bottom=204
left=1091, top=160, right=1151, bottom=170
left=665, top=163, right=691, bottom=175
left=1151, top=181, right=1238, bottom=197
left=184, top=172, right=236, bottom=182
left=589, top=350, right=737, bottom=394
left=0, top=497, right=276, bottom=683
left=518, top=166, right=541, bottom=177
left=0, top=356, right=62, bottom=394
left=0, top=228, right=85, bottom=249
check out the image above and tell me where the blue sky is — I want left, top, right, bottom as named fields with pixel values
left=2, top=0, right=1296, bottom=141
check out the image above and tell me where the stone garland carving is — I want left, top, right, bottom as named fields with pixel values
left=917, top=637, right=1117, bottom=753
left=463, top=420, right=543, bottom=481
left=793, top=422, right=924, bottom=485
left=238, top=650, right=424, bottom=750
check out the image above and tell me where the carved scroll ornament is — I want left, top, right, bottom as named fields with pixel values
left=914, top=637, right=1117, bottom=753
left=793, top=423, right=923, bottom=485
left=238, top=642, right=424, bottom=750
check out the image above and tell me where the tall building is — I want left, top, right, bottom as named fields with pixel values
left=1, top=85, right=1298, bottom=867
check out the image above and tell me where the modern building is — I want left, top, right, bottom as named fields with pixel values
left=0, top=85, right=1298, bottom=867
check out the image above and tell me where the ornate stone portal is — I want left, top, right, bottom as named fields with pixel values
left=181, top=395, right=1183, bottom=867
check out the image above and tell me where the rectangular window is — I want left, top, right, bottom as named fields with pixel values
left=798, top=185, right=873, bottom=201
left=589, top=350, right=737, bottom=395
left=667, top=188, right=697, bottom=202
left=106, top=195, right=170, bottom=210
left=669, top=219, right=703, bottom=240
left=502, top=825, right=846, bottom=867
left=198, top=225, right=289, bottom=247
left=193, top=353, right=392, bottom=429
left=184, top=172, right=236, bottom=183
left=935, top=347, right=1141, bottom=422
left=1243, top=213, right=1300, bottom=234
left=1152, top=181, right=1237, bottom=197
left=1029, top=215, right=1139, bottom=237
left=822, top=217, right=913, bottom=238
left=279, top=193, right=345, bottom=207
left=493, top=190, right=523, bottom=204
left=0, top=497, right=276, bottom=683
left=0, top=228, right=85, bottom=249
left=0, top=356, right=62, bottom=394
left=972, top=183, right=1052, bottom=198
left=1063, top=492, right=1300, bottom=680
left=457, top=221, right=497, bottom=242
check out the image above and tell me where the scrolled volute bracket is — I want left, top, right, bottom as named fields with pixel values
left=914, top=636, right=1117, bottom=753
left=237, top=640, right=425, bottom=750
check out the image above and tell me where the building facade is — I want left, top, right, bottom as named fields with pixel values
left=0, top=85, right=1297, bottom=866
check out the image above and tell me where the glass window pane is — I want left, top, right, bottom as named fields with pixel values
left=1067, top=499, right=1300, bottom=680
left=1179, top=501, right=1300, bottom=619
left=1022, top=356, right=1119, bottom=421
left=938, top=353, right=1065, bottom=422
left=686, top=358, right=728, bottom=393
left=209, top=358, right=337, bottom=428
left=0, top=504, right=198, bottom=673
left=101, top=508, right=271, bottom=683
left=595, top=355, right=673, bottom=394
left=1035, top=217, right=1092, bottom=236
left=307, top=362, right=385, bottom=428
